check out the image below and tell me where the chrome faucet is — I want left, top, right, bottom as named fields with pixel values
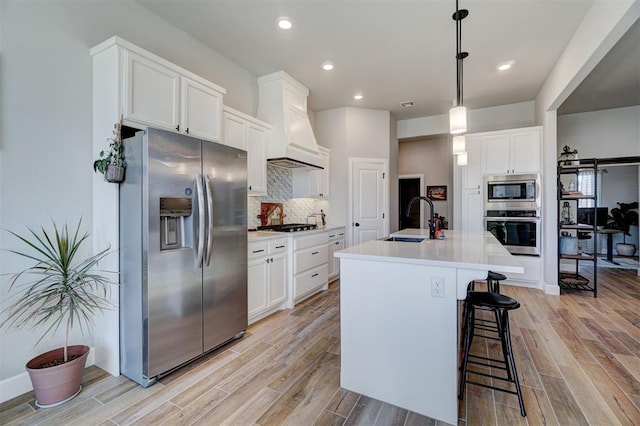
left=405, top=196, right=436, bottom=239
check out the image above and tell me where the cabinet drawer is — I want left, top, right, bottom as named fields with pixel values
left=248, top=241, right=268, bottom=259
left=294, top=245, right=328, bottom=273
left=294, top=264, right=328, bottom=299
left=294, top=233, right=328, bottom=250
left=268, top=239, right=288, bottom=254
left=328, top=228, right=346, bottom=241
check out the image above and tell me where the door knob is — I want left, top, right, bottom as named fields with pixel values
left=354, top=222, right=360, bottom=227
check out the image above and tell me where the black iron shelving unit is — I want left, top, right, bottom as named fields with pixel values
left=557, top=158, right=599, bottom=297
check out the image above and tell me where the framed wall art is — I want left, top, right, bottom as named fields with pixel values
left=426, top=185, right=447, bottom=201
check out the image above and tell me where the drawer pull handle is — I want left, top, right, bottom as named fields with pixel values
left=312, top=273, right=319, bottom=277
left=339, top=233, right=344, bottom=236
left=312, top=251, right=319, bottom=255
left=252, top=249, right=265, bottom=253
left=335, top=241, right=339, bottom=245
left=329, top=234, right=336, bottom=238
left=276, top=245, right=285, bottom=249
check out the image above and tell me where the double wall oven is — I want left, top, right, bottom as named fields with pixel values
left=484, top=174, right=541, bottom=256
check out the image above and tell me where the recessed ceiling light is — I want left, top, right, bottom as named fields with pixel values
left=400, top=100, right=416, bottom=108
left=353, top=94, right=363, bottom=100
left=322, top=62, right=334, bottom=71
left=277, top=17, right=292, bottom=30
left=498, top=63, right=512, bottom=71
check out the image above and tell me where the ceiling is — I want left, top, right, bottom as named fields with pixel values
left=137, top=1, right=636, bottom=120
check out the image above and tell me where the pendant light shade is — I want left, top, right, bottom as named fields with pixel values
left=452, top=135, right=466, bottom=154
left=449, top=106, right=467, bottom=135
left=457, top=151, right=468, bottom=166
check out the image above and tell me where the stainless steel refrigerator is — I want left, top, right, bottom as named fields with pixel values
left=119, top=127, right=247, bottom=387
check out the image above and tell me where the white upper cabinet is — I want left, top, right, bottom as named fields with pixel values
left=123, top=50, right=180, bottom=131
left=223, top=110, right=247, bottom=151
left=246, top=121, right=268, bottom=196
left=483, top=127, right=541, bottom=175
left=93, top=37, right=225, bottom=142
left=222, top=106, right=270, bottom=196
left=180, top=77, right=223, bottom=141
left=292, top=146, right=330, bottom=198
left=462, top=136, right=484, bottom=190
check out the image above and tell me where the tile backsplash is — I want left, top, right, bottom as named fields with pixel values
left=248, top=165, right=316, bottom=229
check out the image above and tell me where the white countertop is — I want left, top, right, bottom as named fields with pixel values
left=335, top=229, right=523, bottom=273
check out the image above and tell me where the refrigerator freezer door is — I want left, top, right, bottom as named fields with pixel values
left=146, top=129, right=204, bottom=377
left=202, top=142, right=248, bottom=351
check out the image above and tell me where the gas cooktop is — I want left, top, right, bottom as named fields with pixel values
left=257, top=223, right=318, bottom=232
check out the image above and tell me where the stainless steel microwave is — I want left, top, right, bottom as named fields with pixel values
left=484, top=174, right=540, bottom=211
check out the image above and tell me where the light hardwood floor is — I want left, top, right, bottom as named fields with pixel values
left=1, top=267, right=639, bottom=425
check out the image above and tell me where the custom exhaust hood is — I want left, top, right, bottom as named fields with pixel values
left=257, top=71, right=323, bottom=170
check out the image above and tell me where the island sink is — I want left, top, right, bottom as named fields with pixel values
left=383, top=237, right=425, bottom=243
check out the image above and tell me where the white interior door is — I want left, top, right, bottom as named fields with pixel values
left=350, top=158, right=388, bottom=246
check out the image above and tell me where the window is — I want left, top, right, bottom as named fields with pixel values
left=577, top=170, right=603, bottom=208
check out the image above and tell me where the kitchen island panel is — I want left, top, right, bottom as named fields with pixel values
left=340, top=259, right=458, bottom=423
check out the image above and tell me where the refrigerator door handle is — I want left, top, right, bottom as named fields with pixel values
left=204, top=175, right=214, bottom=267
left=195, top=175, right=205, bottom=268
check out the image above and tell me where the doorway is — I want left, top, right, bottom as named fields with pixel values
left=399, top=174, right=424, bottom=230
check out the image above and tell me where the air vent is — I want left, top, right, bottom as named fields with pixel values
left=400, top=100, right=416, bottom=108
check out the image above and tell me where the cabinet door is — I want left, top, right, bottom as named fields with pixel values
left=248, top=257, right=268, bottom=319
left=462, top=189, right=483, bottom=233
left=483, top=135, right=511, bottom=175
left=223, top=111, right=246, bottom=151
left=510, top=131, right=541, bottom=174
left=247, top=123, right=267, bottom=195
left=268, top=253, right=287, bottom=307
left=463, top=137, right=484, bottom=189
left=315, top=147, right=330, bottom=198
left=181, top=77, right=223, bottom=142
left=123, top=50, right=179, bottom=131
left=328, top=238, right=344, bottom=280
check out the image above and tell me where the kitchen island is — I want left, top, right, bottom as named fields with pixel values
left=334, top=229, right=523, bottom=425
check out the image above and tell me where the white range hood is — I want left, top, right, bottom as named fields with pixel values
left=257, top=71, right=323, bottom=170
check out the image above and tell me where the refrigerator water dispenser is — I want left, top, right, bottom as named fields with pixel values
left=160, top=197, right=192, bottom=250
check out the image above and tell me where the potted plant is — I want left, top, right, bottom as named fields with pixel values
left=93, top=117, right=126, bottom=183
left=1, top=221, right=114, bottom=407
left=606, top=201, right=639, bottom=256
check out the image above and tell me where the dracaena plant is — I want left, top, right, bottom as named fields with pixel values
left=607, top=202, right=639, bottom=244
left=1, top=221, right=114, bottom=363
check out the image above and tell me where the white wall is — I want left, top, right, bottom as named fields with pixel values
left=315, top=107, right=392, bottom=238
left=397, top=101, right=535, bottom=139
left=558, top=106, right=640, bottom=158
left=535, top=0, right=640, bottom=294
left=398, top=136, right=452, bottom=225
left=0, top=0, right=258, bottom=398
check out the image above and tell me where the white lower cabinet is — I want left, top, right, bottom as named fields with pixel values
left=247, top=238, right=288, bottom=324
left=291, top=232, right=329, bottom=305
left=327, top=227, right=346, bottom=282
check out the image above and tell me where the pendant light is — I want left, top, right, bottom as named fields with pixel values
left=450, top=0, right=469, bottom=136
left=457, top=151, right=468, bottom=166
left=452, top=135, right=466, bottom=155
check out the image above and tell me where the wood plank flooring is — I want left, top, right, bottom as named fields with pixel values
left=1, top=267, right=639, bottom=425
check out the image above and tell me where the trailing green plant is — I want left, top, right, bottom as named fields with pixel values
left=606, top=201, right=639, bottom=244
left=1, top=221, right=114, bottom=363
left=93, top=118, right=126, bottom=175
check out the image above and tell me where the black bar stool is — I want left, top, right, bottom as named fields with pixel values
left=459, top=291, right=526, bottom=417
left=460, top=271, right=507, bottom=346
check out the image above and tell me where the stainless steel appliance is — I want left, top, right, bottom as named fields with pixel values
left=484, top=209, right=541, bottom=256
left=484, top=174, right=540, bottom=211
left=120, top=128, right=248, bottom=387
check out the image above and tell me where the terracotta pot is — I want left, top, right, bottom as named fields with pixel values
left=26, top=345, right=89, bottom=408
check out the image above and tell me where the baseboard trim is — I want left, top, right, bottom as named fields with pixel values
left=545, top=283, right=561, bottom=295
left=0, top=347, right=95, bottom=404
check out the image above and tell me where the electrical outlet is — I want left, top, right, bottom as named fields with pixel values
left=431, top=276, right=445, bottom=298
